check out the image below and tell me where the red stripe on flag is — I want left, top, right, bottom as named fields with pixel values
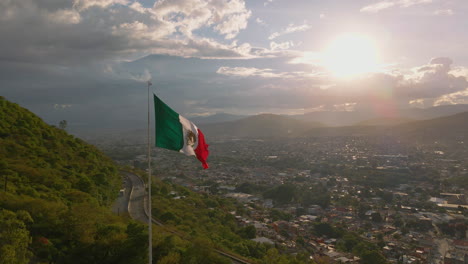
left=194, top=129, right=209, bottom=169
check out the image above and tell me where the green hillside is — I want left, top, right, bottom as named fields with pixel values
left=0, top=97, right=310, bottom=264
left=0, top=97, right=146, bottom=263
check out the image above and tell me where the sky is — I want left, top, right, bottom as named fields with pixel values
left=1, top=0, right=468, bottom=130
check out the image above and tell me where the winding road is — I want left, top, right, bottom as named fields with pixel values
left=124, top=171, right=152, bottom=223
left=120, top=171, right=253, bottom=264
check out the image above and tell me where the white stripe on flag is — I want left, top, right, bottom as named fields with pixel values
left=179, top=115, right=199, bottom=156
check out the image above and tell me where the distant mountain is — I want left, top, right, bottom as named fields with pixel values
left=192, top=111, right=468, bottom=140
left=293, top=111, right=375, bottom=126
left=393, top=111, right=468, bottom=142
left=201, top=113, right=323, bottom=138
left=301, top=111, right=468, bottom=143
left=292, top=104, right=468, bottom=126
left=190, top=112, right=246, bottom=124
left=355, top=117, right=414, bottom=126
left=401, top=104, right=468, bottom=120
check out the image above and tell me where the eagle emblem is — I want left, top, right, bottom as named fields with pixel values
left=186, top=130, right=196, bottom=147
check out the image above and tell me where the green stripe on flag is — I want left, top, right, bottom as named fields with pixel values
left=154, top=94, right=184, bottom=151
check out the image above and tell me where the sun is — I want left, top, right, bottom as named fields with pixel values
left=323, top=33, right=379, bottom=78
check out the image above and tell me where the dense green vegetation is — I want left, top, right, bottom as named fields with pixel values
left=149, top=178, right=311, bottom=263
left=0, top=97, right=148, bottom=263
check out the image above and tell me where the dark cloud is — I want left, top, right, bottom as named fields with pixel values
left=401, top=57, right=468, bottom=99
left=0, top=0, right=252, bottom=66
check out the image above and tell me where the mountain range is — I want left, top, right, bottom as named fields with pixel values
left=200, top=113, right=323, bottom=138
left=292, top=104, right=468, bottom=126
left=200, top=110, right=468, bottom=142
left=75, top=107, right=468, bottom=145
left=193, top=104, right=468, bottom=127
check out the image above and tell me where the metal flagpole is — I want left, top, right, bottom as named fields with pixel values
left=147, top=80, right=152, bottom=264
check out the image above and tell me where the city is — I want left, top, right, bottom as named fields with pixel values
left=101, top=133, right=468, bottom=264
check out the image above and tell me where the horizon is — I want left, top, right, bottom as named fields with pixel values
left=1, top=0, right=468, bottom=130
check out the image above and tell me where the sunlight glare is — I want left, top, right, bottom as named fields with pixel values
left=323, top=34, right=379, bottom=78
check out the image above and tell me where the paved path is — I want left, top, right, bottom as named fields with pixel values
left=124, top=171, right=150, bottom=223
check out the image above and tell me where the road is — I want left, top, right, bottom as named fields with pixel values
left=122, top=171, right=253, bottom=264
left=122, top=171, right=151, bottom=223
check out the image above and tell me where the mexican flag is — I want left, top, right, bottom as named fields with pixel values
left=154, top=94, right=209, bottom=169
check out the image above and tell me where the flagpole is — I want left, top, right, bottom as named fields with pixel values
left=147, top=80, right=152, bottom=264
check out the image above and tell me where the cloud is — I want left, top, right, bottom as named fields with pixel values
left=48, top=9, right=81, bottom=24
left=264, top=0, right=274, bottom=7
left=315, top=57, right=468, bottom=108
left=4, top=52, right=468, bottom=129
left=409, top=98, right=425, bottom=108
left=433, top=9, right=454, bottom=16
left=153, top=0, right=251, bottom=40
left=360, top=0, right=432, bottom=13
left=73, top=0, right=129, bottom=10
left=400, top=57, right=468, bottom=99
left=268, top=23, right=311, bottom=40
left=287, top=52, right=322, bottom=65
left=128, top=69, right=152, bottom=83
left=285, top=53, right=468, bottom=107
left=214, top=10, right=252, bottom=39
left=256, top=18, right=267, bottom=25
left=0, top=0, right=253, bottom=66
left=270, top=41, right=293, bottom=51
left=360, top=1, right=396, bottom=13
left=433, top=89, right=468, bottom=106
left=215, top=61, right=324, bottom=80
left=216, top=67, right=294, bottom=78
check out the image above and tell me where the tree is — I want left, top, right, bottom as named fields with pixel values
left=371, top=212, right=383, bottom=223
left=361, top=250, right=387, bottom=264
left=0, top=209, right=32, bottom=264
left=157, top=252, right=181, bottom=264
left=261, top=248, right=290, bottom=264
left=59, top=120, right=67, bottom=130
left=270, top=209, right=293, bottom=221
left=238, top=225, right=257, bottom=239
left=0, top=160, right=9, bottom=192
left=182, top=238, right=230, bottom=264
left=313, top=222, right=341, bottom=238
left=337, top=233, right=359, bottom=252
left=264, top=184, right=297, bottom=204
